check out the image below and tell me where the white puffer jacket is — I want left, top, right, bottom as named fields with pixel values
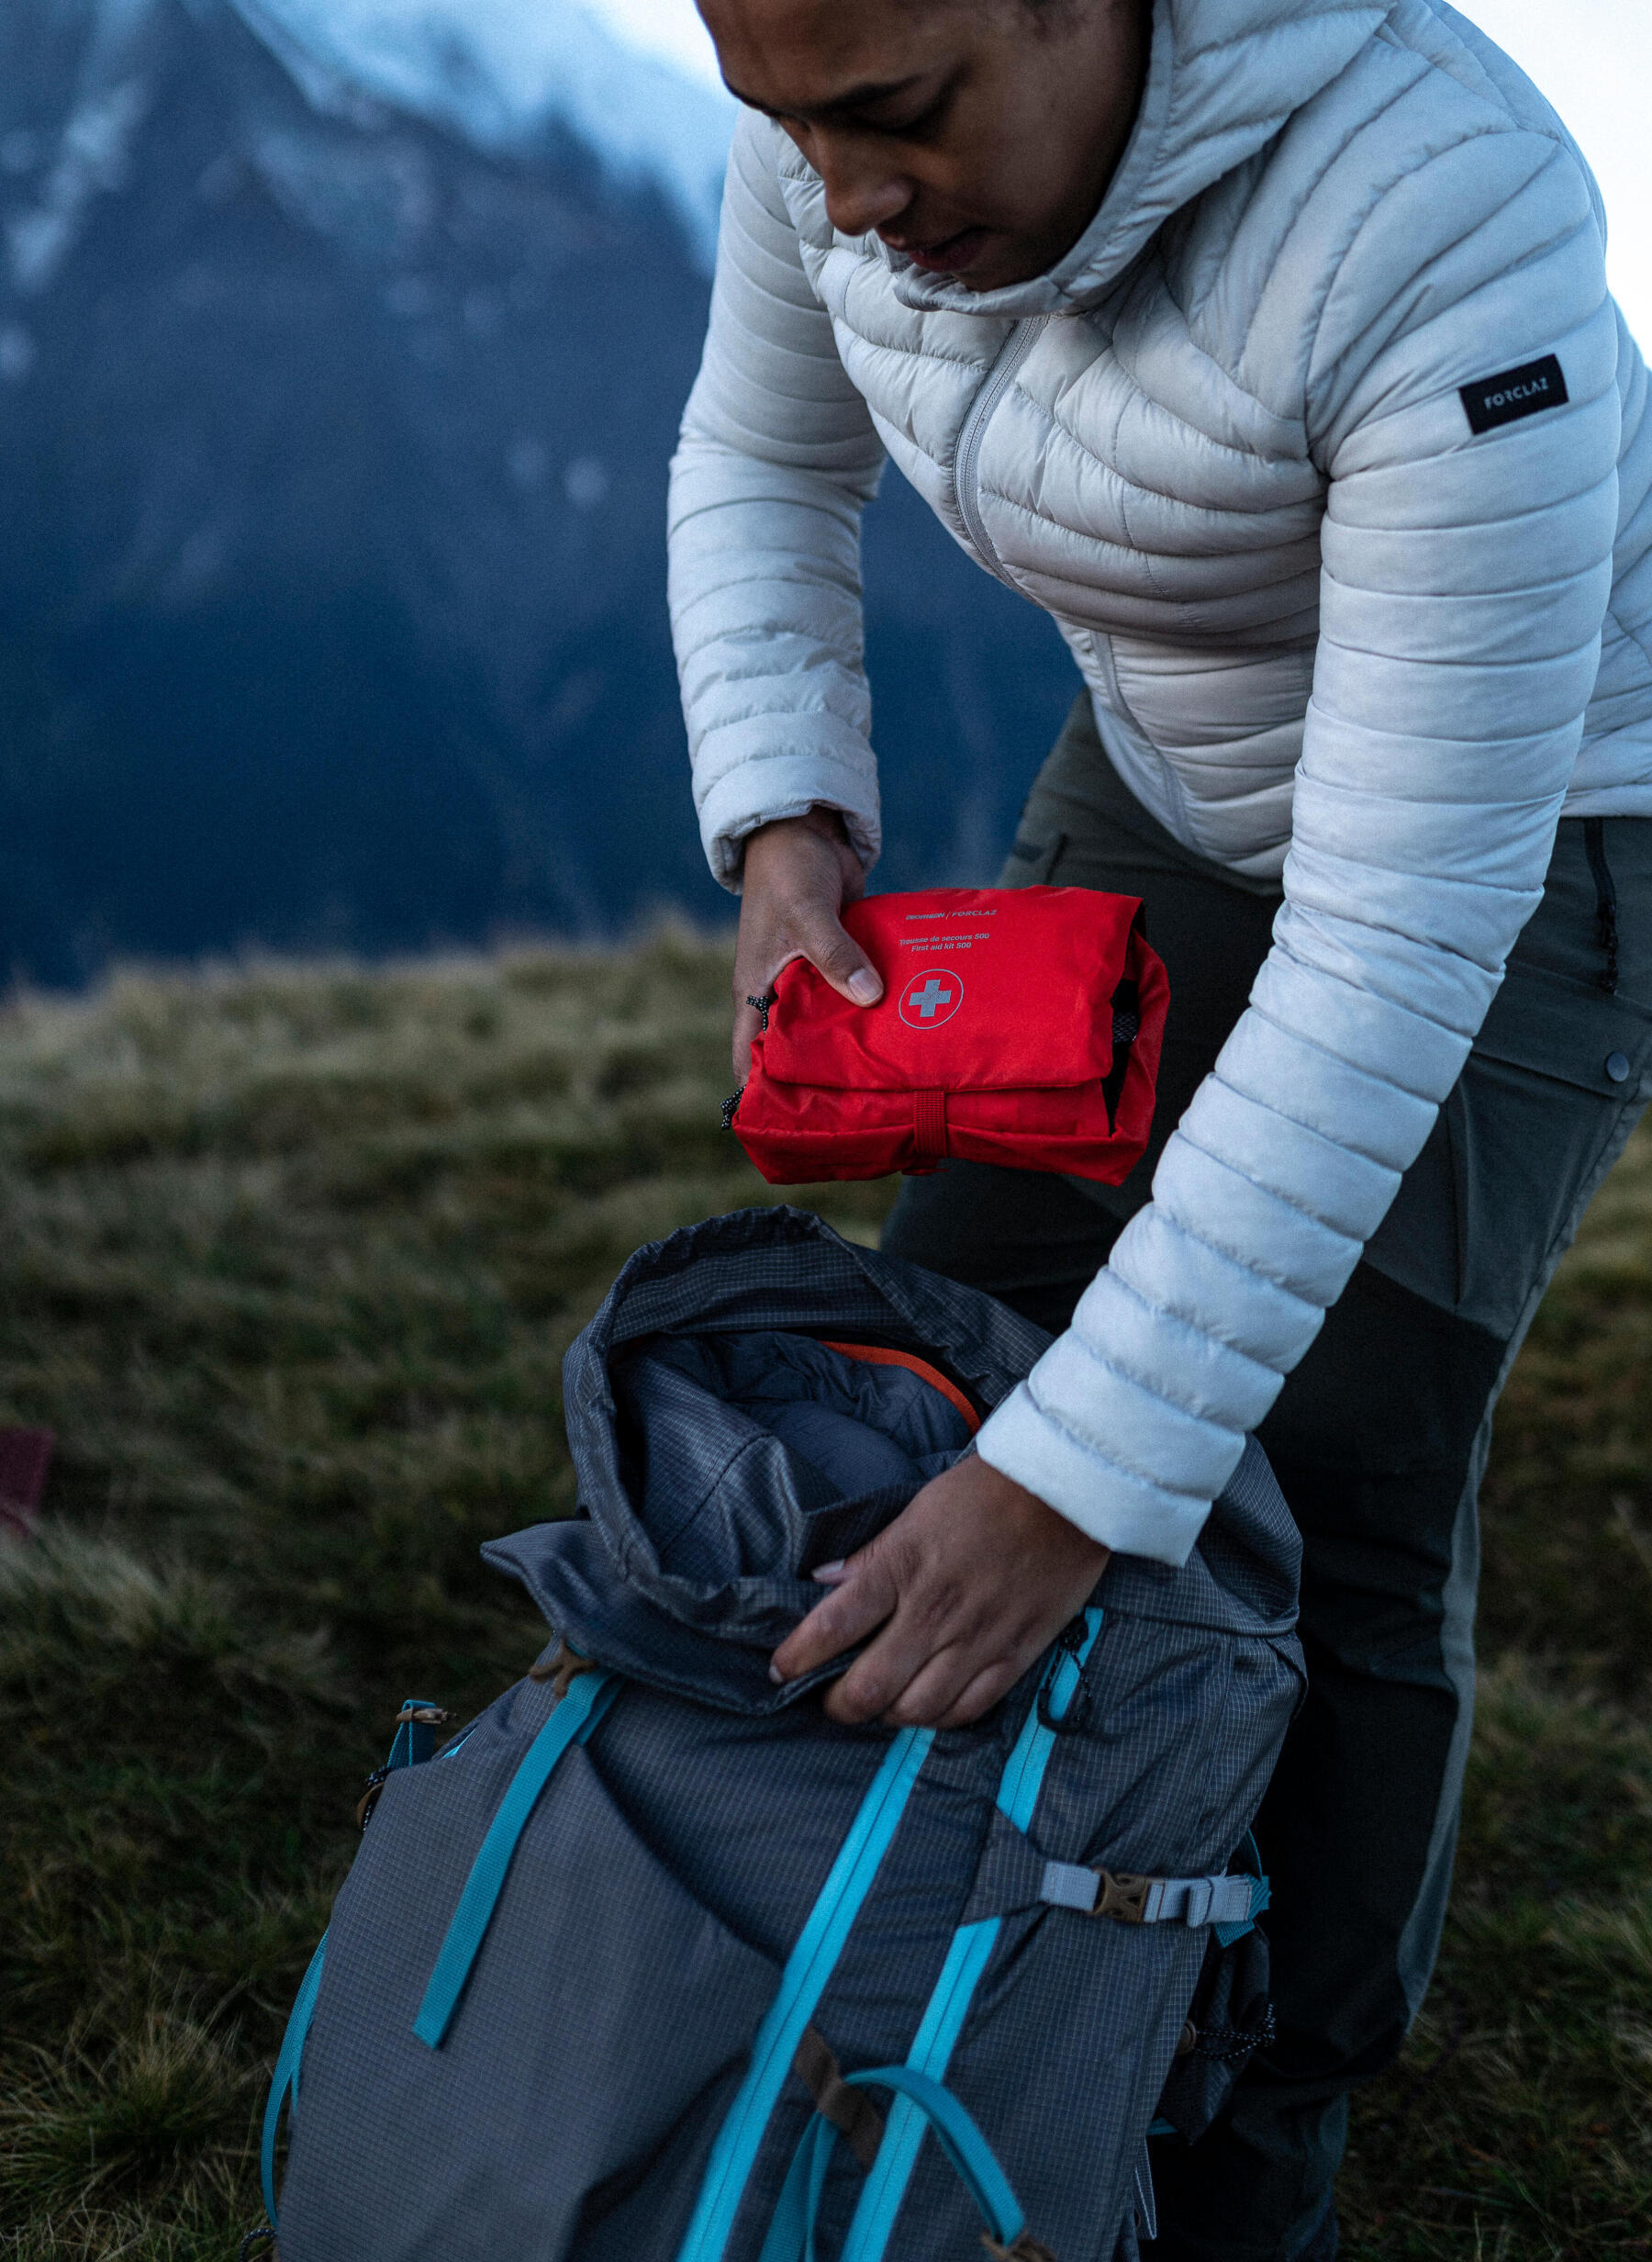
left=668, top=0, right=1652, bottom=1566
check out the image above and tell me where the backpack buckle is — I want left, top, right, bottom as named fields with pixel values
left=1088, top=1870, right=1153, bottom=1924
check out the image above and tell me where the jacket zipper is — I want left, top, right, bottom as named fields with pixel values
left=954, top=318, right=1042, bottom=585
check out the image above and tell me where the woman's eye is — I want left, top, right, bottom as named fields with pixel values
left=862, top=87, right=954, bottom=140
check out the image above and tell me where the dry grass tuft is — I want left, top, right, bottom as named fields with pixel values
left=1, top=2010, right=250, bottom=2212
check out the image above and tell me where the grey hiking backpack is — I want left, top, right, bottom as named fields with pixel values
left=253, top=1207, right=1303, bottom=2262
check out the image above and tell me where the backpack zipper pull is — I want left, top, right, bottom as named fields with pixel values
left=1034, top=1614, right=1094, bottom=1734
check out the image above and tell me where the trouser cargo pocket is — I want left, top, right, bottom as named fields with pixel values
left=1367, top=952, right=1652, bottom=1337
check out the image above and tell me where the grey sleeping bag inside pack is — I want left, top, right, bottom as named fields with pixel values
left=268, top=1206, right=1303, bottom=2262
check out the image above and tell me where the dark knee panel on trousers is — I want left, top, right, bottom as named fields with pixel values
left=1260, top=1267, right=1505, bottom=1672
left=1253, top=1268, right=1506, bottom=2089
left=882, top=1159, right=1121, bottom=1337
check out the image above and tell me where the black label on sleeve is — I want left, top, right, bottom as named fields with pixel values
left=1459, top=353, right=1569, bottom=435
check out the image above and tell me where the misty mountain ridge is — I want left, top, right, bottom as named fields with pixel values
left=229, top=0, right=735, bottom=262
left=0, top=0, right=1075, bottom=983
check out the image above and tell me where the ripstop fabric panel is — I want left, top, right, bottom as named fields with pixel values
left=277, top=1680, right=784, bottom=2262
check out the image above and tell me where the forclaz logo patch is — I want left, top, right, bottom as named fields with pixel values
left=898, top=969, right=964, bottom=1028
left=1459, top=353, right=1568, bottom=435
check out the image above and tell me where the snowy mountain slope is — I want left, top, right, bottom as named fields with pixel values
left=3, top=0, right=166, bottom=311
left=229, top=0, right=736, bottom=264
left=0, top=0, right=1074, bottom=981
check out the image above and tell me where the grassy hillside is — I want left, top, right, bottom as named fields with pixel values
left=0, top=941, right=1647, bottom=2260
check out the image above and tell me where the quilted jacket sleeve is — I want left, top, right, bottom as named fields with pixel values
left=977, top=128, right=1624, bottom=1562
left=669, top=113, right=887, bottom=886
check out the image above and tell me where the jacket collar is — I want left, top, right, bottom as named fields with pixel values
left=871, top=0, right=1393, bottom=317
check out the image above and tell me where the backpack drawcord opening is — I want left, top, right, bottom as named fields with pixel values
left=1184, top=2010, right=1278, bottom=2063
left=1584, top=816, right=1620, bottom=995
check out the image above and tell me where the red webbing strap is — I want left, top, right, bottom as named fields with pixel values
left=912, top=1089, right=948, bottom=1158
left=817, top=1341, right=981, bottom=1437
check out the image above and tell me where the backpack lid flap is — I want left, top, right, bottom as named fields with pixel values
left=483, top=1210, right=1055, bottom=1712
left=483, top=1212, right=1302, bottom=1715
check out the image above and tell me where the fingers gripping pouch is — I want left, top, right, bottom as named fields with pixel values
left=255, top=1209, right=1302, bottom=2262
left=730, top=887, right=1169, bottom=1185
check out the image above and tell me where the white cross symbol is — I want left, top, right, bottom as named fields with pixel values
left=908, top=978, right=954, bottom=1019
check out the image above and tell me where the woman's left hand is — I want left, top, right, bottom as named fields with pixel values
left=770, top=1456, right=1110, bottom=1728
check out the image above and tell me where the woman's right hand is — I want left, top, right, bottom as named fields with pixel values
left=731, top=808, right=884, bottom=1084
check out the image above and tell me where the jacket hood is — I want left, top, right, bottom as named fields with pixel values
left=885, top=0, right=1393, bottom=317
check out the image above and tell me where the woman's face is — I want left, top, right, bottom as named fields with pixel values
left=698, top=0, right=1150, bottom=292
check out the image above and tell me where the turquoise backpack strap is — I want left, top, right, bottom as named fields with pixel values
left=414, top=1667, right=620, bottom=2047
left=759, top=2065, right=1047, bottom=2262
left=994, top=1606, right=1104, bottom=1831
left=1217, top=1830, right=1270, bottom=1947
left=675, top=1724, right=935, bottom=2262
left=357, top=1694, right=456, bottom=1828
left=259, top=1934, right=328, bottom=2228
left=840, top=1606, right=1102, bottom=2262
left=386, top=1696, right=450, bottom=1770
left=252, top=1688, right=463, bottom=2234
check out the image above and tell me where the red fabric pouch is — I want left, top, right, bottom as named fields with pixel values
left=731, top=885, right=1168, bottom=1185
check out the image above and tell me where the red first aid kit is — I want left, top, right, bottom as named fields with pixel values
left=730, top=885, right=1168, bottom=1184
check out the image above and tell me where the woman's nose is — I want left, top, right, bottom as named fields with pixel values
left=808, top=132, right=911, bottom=239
